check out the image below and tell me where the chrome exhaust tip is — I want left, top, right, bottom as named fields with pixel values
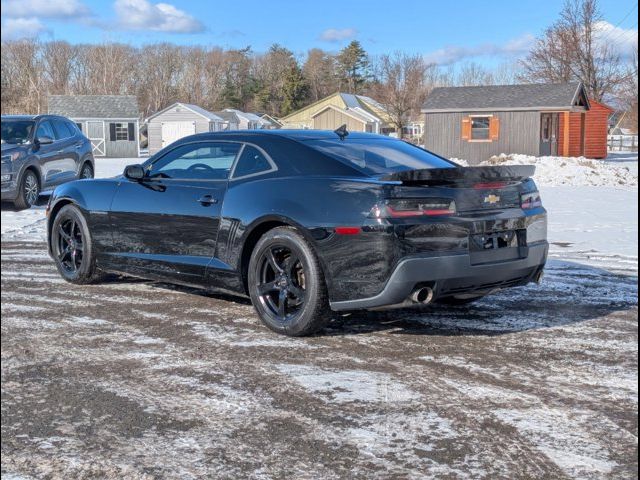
left=410, top=287, right=434, bottom=305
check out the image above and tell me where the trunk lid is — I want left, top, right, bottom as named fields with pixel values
left=382, top=165, right=535, bottom=213
left=379, top=165, right=535, bottom=186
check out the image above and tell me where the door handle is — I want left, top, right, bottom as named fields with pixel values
left=198, top=195, right=217, bottom=205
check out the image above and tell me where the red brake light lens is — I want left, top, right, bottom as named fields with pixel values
left=521, top=191, right=542, bottom=209
left=473, top=181, right=507, bottom=189
left=372, top=199, right=456, bottom=218
left=335, top=226, right=361, bottom=235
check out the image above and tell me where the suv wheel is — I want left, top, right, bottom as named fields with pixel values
left=14, top=170, right=40, bottom=210
left=80, top=162, right=94, bottom=179
left=248, top=227, right=330, bottom=336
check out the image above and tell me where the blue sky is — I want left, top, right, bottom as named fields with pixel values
left=1, top=0, right=637, bottom=67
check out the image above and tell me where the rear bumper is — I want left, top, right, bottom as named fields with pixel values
left=329, top=241, right=548, bottom=311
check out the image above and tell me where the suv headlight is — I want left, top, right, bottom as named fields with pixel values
left=2, top=152, right=20, bottom=163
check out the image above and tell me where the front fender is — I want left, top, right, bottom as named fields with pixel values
left=47, top=179, right=120, bottom=254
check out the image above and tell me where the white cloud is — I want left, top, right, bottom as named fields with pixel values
left=1, top=0, right=90, bottom=19
left=114, top=0, right=204, bottom=33
left=594, top=21, right=638, bottom=56
left=423, top=33, right=535, bottom=66
left=319, top=28, right=358, bottom=42
left=0, top=17, right=48, bottom=40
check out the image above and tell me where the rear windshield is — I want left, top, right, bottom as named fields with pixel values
left=1, top=120, right=34, bottom=145
left=305, top=137, right=455, bottom=175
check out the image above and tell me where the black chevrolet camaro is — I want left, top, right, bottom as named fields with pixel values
left=47, top=129, right=548, bottom=336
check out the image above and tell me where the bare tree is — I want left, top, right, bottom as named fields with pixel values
left=616, top=47, right=638, bottom=132
left=42, top=41, right=77, bottom=95
left=519, top=0, right=624, bottom=101
left=1, top=39, right=44, bottom=114
left=372, top=52, right=430, bottom=138
left=303, top=49, right=338, bottom=101
left=456, top=61, right=494, bottom=86
left=137, top=43, right=182, bottom=116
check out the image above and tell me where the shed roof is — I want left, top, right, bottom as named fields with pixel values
left=145, top=102, right=224, bottom=123
left=48, top=95, right=139, bottom=118
left=214, top=110, right=240, bottom=123
left=421, top=82, right=589, bottom=112
left=311, top=104, right=372, bottom=124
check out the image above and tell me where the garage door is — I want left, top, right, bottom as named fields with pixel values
left=161, top=121, right=196, bottom=148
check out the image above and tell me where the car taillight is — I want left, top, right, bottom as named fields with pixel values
left=371, top=199, right=456, bottom=218
left=521, top=191, right=542, bottom=209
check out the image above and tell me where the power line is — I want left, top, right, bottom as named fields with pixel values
left=597, top=2, right=638, bottom=43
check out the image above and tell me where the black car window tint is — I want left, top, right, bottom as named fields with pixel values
left=149, top=142, right=242, bottom=180
left=52, top=119, right=73, bottom=139
left=232, top=145, right=272, bottom=178
left=36, top=121, right=56, bottom=140
left=306, top=138, right=455, bottom=175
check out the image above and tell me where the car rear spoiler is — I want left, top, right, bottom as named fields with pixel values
left=379, top=165, right=536, bottom=186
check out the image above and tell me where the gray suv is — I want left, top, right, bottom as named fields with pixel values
left=1, top=114, right=95, bottom=209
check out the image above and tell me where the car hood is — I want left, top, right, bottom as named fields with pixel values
left=1, top=143, right=27, bottom=155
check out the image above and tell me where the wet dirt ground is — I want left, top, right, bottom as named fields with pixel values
left=1, top=241, right=637, bottom=479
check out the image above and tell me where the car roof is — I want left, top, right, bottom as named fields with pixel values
left=190, top=129, right=389, bottom=142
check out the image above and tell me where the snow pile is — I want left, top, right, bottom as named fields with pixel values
left=454, top=154, right=637, bottom=187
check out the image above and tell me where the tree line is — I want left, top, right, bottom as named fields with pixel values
left=1, top=0, right=636, bottom=133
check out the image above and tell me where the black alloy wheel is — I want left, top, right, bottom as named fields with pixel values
left=257, top=244, right=307, bottom=320
left=51, top=204, right=103, bottom=284
left=248, top=227, right=330, bottom=336
left=55, top=216, right=85, bottom=274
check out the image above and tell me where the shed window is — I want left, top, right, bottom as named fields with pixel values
left=471, top=116, right=491, bottom=140
left=461, top=115, right=500, bottom=142
left=114, top=123, right=129, bottom=141
left=109, top=122, right=135, bottom=141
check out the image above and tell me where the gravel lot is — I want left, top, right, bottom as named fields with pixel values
left=1, top=239, right=637, bottom=479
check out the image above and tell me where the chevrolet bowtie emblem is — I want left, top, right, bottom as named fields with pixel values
left=484, top=194, right=500, bottom=204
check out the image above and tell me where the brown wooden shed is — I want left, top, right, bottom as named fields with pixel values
left=422, top=83, right=612, bottom=162
left=558, top=99, right=613, bottom=159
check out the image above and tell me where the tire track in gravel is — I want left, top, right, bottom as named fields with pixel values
left=2, top=241, right=638, bottom=479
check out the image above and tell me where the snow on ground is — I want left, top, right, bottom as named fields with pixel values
left=542, top=186, right=638, bottom=274
left=454, top=152, right=638, bottom=187
left=94, top=156, right=144, bottom=179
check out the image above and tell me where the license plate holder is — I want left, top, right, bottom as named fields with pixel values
left=469, top=230, right=526, bottom=265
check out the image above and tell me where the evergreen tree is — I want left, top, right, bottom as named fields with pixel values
left=336, top=40, right=370, bottom=94
left=281, top=64, right=309, bottom=116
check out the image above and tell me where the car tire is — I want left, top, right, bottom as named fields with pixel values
left=79, top=162, right=94, bottom=179
left=437, top=295, right=485, bottom=306
left=248, top=226, right=330, bottom=336
left=51, top=204, right=103, bottom=284
left=13, top=169, right=40, bottom=210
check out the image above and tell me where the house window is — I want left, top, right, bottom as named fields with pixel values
left=114, top=123, right=128, bottom=140
left=470, top=116, right=491, bottom=140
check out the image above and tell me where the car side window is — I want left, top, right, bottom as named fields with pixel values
left=36, top=120, right=56, bottom=141
left=148, top=142, right=242, bottom=180
left=52, top=119, right=73, bottom=139
left=232, top=145, right=274, bottom=179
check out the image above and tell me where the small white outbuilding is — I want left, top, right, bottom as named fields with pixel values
left=145, top=102, right=226, bottom=155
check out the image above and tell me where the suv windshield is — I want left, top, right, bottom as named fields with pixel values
left=305, top=137, right=455, bottom=176
left=1, top=120, right=35, bottom=145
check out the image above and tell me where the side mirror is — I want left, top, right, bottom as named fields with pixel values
left=124, top=164, right=145, bottom=181
left=36, top=136, right=54, bottom=145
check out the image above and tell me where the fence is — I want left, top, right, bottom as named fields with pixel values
left=608, top=134, right=638, bottom=152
